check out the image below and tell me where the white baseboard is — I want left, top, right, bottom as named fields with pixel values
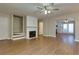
left=43, top=35, right=56, bottom=37
left=12, top=37, right=25, bottom=40
left=53, top=36, right=56, bottom=37
left=74, top=37, right=79, bottom=42
left=75, top=40, right=79, bottom=42
left=0, top=37, right=11, bottom=40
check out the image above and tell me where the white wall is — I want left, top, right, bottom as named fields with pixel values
left=0, top=13, right=10, bottom=40
left=26, top=16, right=38, bottom=27
left=43, top=18, right=56, bottom=37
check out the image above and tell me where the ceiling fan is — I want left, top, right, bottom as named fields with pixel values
left=35, top=3, right=59, bottom=14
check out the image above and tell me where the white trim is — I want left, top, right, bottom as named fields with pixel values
left=53, top=36, right=56, bottom=37
left=43, top=35, right=56, bottom=37
left=11, top=15, right=13, bottom=39
left=74, top=37, right=79, bottom=42
left=11, top=15, right=25, bottom=40
left=12, top=37, right=25, bottom=40
left=0, top=39, right=10, bottom=40
left=26, top=37, right=38, bottom=40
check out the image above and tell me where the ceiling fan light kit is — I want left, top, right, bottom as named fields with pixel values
left=44, top=10, right=51, bottom=14
left=45, top=10, right=47, bottom=14
left=48, top=10, right=51, bottom=13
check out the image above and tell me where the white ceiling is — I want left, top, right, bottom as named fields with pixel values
left=0, top=3, right=79, bottom=19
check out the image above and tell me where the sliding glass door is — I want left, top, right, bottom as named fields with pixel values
left=69, top=23, right=74, bottom=33
left=63, top=23, right=68, bottom=33
left=63, top=23, right=74, bottom=34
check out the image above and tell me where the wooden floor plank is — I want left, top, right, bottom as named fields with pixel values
left=0, top=34, right=78, bottom=55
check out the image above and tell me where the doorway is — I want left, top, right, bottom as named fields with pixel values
left=38, top=21, right=43, bottom=35
left=56, top=20, right=75, bottom=43
left=56, top=21, right=75, bottom=35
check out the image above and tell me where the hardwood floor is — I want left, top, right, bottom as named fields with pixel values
left=0, top=34, right=79, bottom=55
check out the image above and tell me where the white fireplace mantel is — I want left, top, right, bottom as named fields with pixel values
left=26, top=16, right=38, bottom=39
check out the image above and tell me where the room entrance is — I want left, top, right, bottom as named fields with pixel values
left=56, top=19, right=75, bottom=42
left=56, top=21, right=75, bottom=35
left=38, top=21, right=43, bottom=36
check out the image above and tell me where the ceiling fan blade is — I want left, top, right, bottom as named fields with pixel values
left=50, top=3, right=54, bottom=6
left=34, top=9, right=44, bottom=14
left=53, top=8, right=59, bottom=11
left=36, top=6, right=43, bottom=10
left=42, top=3, right=54, bottom=6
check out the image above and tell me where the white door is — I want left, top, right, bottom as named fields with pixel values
left=39, top=22, right=43, bottom=35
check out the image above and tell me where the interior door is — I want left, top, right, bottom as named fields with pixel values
left=39, top=22, right=43, bottom=35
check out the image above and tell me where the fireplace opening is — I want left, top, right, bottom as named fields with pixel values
left=29, top=31, right=36, bottom=38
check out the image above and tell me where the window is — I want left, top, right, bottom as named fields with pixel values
left=63, top=23, right=74, bottom=33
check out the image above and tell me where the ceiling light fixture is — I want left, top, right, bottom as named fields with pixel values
left=45, top=10, right=47, bottom=14
left=65, top=19, right=68, bottom=23
left=44, top=10, right=51, bottom=14
left=48, top=10, right=51, bottom=13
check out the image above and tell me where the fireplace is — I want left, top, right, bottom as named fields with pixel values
left=29, top=31, right=36, bottom=38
